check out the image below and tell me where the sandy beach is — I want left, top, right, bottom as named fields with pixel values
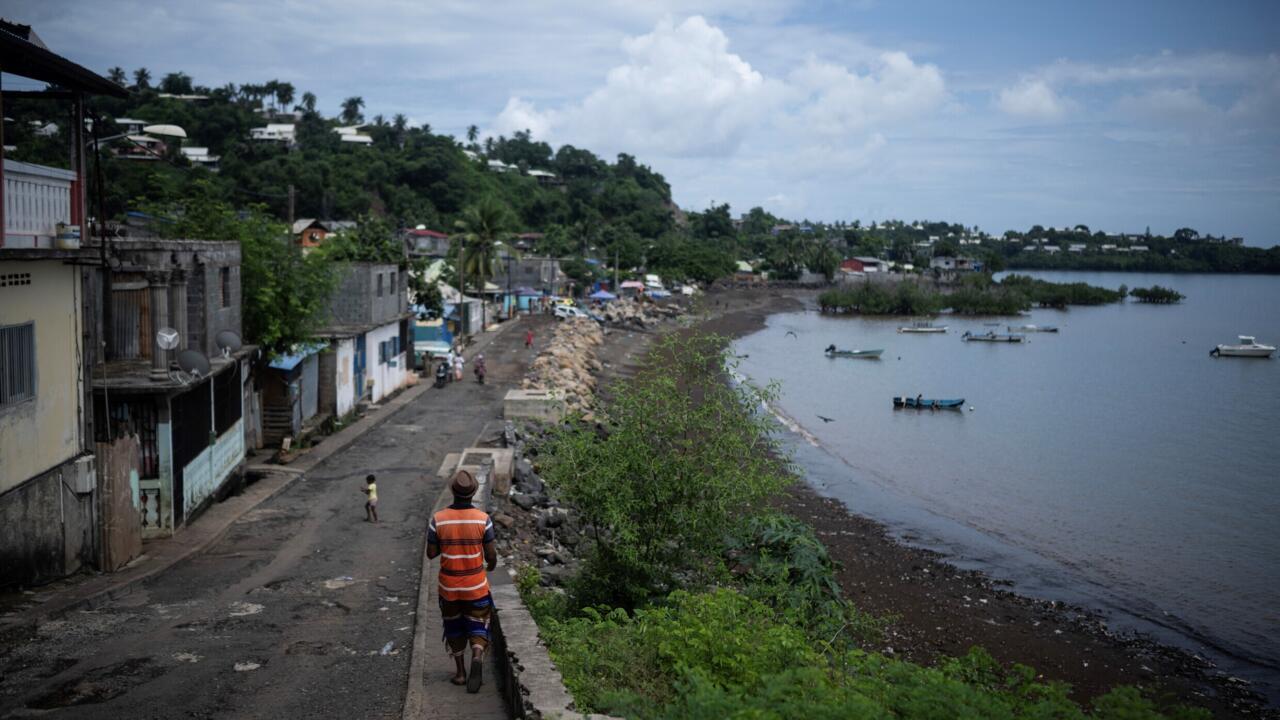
left=588, top=287, right=1272, bottom=719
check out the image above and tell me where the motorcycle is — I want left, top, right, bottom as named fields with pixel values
left=434, top=360, right=450, bottom=388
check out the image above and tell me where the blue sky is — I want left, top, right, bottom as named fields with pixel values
left=7, top=0, right=1279, bottom=243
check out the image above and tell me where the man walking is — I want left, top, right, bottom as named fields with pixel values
left=525, top=328, right=534, bottom=349
left=427, top=470, right=497, bottom=692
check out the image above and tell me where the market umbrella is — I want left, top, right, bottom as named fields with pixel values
left=589, top=290, right=617, bottom=301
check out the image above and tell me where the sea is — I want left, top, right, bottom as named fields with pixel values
left=732, top=271, right=1280, bottom=700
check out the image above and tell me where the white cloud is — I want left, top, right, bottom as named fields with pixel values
left=496, top=16, right=771, bottom=157
left=495, top=14, right=948, bottom=168
left=788, top=52, right=946, bottom=135
left=997, top=79, right=1068, bottom=119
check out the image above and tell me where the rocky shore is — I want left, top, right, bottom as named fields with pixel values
left=493, top=288, right=1274, bottom=719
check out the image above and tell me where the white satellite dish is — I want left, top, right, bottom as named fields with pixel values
left=156, top=327, right=180, bottom=351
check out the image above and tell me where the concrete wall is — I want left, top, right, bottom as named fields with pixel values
left=334, top=338, right=356, bottom=416
left=363, top=322, right=407, bottom=404
left=179, top=418, right=245, bottom=514
left=0, top=259, right=84, bottom=494
left=0, top=460, right=95, bottom=588
left=325, top=263, right=406, bottom=328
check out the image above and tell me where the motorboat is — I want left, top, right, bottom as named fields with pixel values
left=893, top=396, right=965, bottom=409
left=824, top=345, right=883, bottom=359
left=1008, top=324, right=1058, bottom=333
left=898, top=321, right=947, bottom=334
left=962, top=331, right=1024, bottom=343
left=1211, top=336, right=1275, bottom=358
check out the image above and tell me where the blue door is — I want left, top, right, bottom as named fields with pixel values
left=353, top=333, right=367, bottom=403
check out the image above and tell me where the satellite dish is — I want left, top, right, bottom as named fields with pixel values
left=176, top=349, right=211, bottom=378
left=215, top=330, right=242, bottom=357
left=156, top=327, right=180, bottom=351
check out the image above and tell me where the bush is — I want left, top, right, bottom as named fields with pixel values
left=541, top=333, right=792, bottom=609
left=543, top=588, right=1209, bottom=720
left=1130, top=285, right=1185, bottom=304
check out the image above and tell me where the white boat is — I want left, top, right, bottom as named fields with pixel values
left=1211, top=336, right=1275, bottom=358
left=898, top=321, right=948, bottom=334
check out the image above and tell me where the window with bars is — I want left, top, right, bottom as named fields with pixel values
left=1, top=322, right=37, bottom=409
left=220, top=267, right=231, bottom=308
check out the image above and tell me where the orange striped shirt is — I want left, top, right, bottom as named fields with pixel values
left=429, top=507, right=494, bottom=601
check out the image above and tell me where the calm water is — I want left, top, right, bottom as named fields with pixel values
left=734, top=271, right=1280, bottom=696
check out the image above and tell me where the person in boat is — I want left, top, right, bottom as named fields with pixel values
left=915, top=393, right=923, bottom=407
left=825, top=344, right=836, bottom=354
left=931, top=399, right=939, bottom=411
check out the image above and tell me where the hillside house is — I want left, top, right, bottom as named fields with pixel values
left=250, top=123, right=296, bottom=143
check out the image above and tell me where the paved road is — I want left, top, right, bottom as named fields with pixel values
left=0, top=320, right=546, bottom=719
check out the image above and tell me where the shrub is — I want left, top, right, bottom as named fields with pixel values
left=541, top=333, right=793, bottom=609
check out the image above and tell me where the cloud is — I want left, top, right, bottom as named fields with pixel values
left=997, top=79, right=1068, bottom=119
left=494, top=14, right=947, bottom=164
left=788, top=52, right=946, bottom=135
left=496, top=16, right=771, bottom=157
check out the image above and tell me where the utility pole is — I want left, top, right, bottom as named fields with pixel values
left=287, top=184, right=295, bottom=227
left=613, top=245, right=619, bottom=293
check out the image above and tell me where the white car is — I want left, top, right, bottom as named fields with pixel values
left=554, top=305, right=590, bottom=320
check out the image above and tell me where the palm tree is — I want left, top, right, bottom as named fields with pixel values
left=298, top=91, right=317, bottom=113
left=340, top=96, right=365, bottom=125
left=107, top=67, right=126, bottom=86
left=467, top=124, right=479, bottom=145
left=452, top=196, right=516, bottom=333
left=393, top=114, right=408, bottom=148
left=276, top=82, right=295, bottom=113
left=132, top=67, right=151, bottom=89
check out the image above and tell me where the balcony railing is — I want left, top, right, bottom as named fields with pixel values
left=3, top=159, right=76, bottom=249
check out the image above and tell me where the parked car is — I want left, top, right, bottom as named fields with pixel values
left=554, top=305, right=590, bottom=320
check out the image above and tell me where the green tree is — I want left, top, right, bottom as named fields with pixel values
left=452, top=196, right=516, bottom=327
left=132, top=67, right=151, bottom=90
left=107, top=67, right=127, bottom=86
left=466, top=124, right=479, bottom=145
left=298, top=91, right=317, bottom=113
left=340, top=96, right=365, bottom=125
left=159, top=71, right=194, bottom=94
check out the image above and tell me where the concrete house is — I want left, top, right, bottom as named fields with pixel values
left=313, top=263, right=412, bottom=421
left=250, top=123, right=296, bottom=143
left=0, top=25, right=132, bottom=585
left=402, top=227, right=451, bottom=258
left=88, top=239, right=253, bottom=540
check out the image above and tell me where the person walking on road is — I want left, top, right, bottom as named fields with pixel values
left=445, top=348, right=456, bottom=384
left=453, top=352, right=464, bottom=382
left=427, top=470, right=497, bottom=693
left=362, top=474, right=379, bottom=523
left=525, top=329, right=534, bottom=349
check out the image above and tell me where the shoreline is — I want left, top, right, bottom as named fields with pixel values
left=671, top=288, right=1272, bottom=718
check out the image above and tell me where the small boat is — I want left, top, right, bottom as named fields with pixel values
left=1008, top=324, right=1058, bottom=333
left=898, top=321, right=948, bottom=334
left=1211, top=336, right=1275, bottom=358
left=962, top=331, right=1024, bottom=343
left=824, top=344, right=883, bottom=359
left=894, top=396, right=965, bottom=409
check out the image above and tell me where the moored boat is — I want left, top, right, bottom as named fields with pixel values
left=1008, top=324, right=1058, bottom=333
left=824, top=344, right=883, bottom=359
left=1211, top=336, right=1275, bottom=358
left=898, top=320, right=948, bottom=334
left=962, top=331, right=1024, bottom=343
left=893, top=396, right=965, bottom=409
